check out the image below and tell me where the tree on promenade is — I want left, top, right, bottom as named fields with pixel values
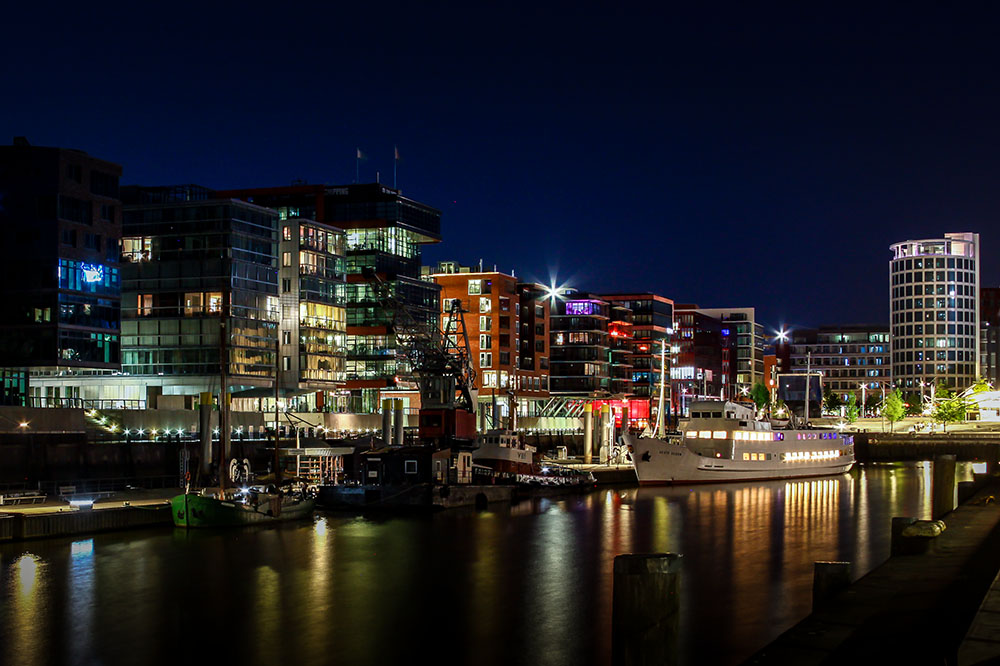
left=932, top=385, right=968, bottom=433
left=750, top=381, right=770, bottom=413
left=823, top=388, right=843, bottom=414
left=845, top=393, right=859, bottom=424
left=884, top=389, right=905, bottom=433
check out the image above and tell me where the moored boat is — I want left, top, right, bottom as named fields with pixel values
left=473, top=429, right=596, bottom=487
left=626, top=399, right=854, bottom=485
left=170, top=488, right=315, bottom=528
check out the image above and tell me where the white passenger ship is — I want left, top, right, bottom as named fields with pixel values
left=626, top=400, right=854, bottom=485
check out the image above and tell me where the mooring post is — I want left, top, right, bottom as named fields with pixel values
left=394, top=398, right=405, bottom=446
left=612, top=553, right=681, bottom=666
left=199, top=392, right=213, bottom=475
left=933, top=454, right=957, bottom=519
left=381, top=398, right=391, bottom=445
left=812, top=561, right=852, bottom=612
left=890, top=516, right=918, bottom=556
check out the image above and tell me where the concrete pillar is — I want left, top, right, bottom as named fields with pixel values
left=890, top=517, right=918, bottom=556
left=812, top=561, right=851, bottom=612
left=479, top=403, right=488, bottom=433
left=394, top=398, right=405, bottom=446
left=381, top=398, right=391, bottom=445
left=583, top=404, right=594, bottom=464
left=199, top=392, right=213, bottom=475
left=612, top=553, right=681, bottom=666
left=933, top=454, right=957, bottom=519
left=600, top=404, right=611, bottom=464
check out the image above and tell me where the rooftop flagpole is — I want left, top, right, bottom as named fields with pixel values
left=394, top=145, right=399, bottom=189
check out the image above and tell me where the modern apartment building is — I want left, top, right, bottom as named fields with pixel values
left=689, top=306, right=764, bottom=396
left=426, top=263, right=550, bottom=419
left=221, top=183, right=442, bottom=413
left=0, top=138, right=122, bottom=406
left=889, top=232, right=980, bottom=390
left=549, top=292, right=623, bottom=397
left=278, top=217, right=347, bottom=409
left=787, top=325, right=891, bottom=401
left=601, top=293, right=673, bottom=403
left=671, top=307, right=731, bottom=414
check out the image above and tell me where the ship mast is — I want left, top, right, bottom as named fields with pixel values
left=653, top=339, right=667, bottom=437
left=219, top=293, right=231, bottom=493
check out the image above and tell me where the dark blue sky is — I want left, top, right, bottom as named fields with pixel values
left=3, top=3, right=998, bottom=336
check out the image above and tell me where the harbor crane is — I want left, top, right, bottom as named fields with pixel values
left=362, top=267, right=479, bottom=447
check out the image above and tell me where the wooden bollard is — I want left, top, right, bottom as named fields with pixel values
left=933, top=454, right=957, bottom=519
left=612, top=553, right=681, bottom=666
left=812, top=561, right=851, bottom=611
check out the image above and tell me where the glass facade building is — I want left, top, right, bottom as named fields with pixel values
left=220, top=183, right=441, bottom=413
left=889, top=232, right=980, bottom=390
left=0, top=139, right=122, bottom=405
left=119, top=185, right=279, bottom=390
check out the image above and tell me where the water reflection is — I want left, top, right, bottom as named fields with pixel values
left=0, top=464, right=954, bottom=666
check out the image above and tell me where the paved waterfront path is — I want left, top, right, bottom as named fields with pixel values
left=746, top=484, right=1000, bottom=665
left=0, top=488, right=177, bottom=515
left=959, top=564, right=1000, bottom=664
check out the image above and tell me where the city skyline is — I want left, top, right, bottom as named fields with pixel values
left=3, top=4, right=998, bottom=332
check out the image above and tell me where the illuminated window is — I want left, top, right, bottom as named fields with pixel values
left=137, top=294, right=153, bottom=317
left=742, top=452, right=749, bottom=460
left=480, top=352, right=492, bottom=368
left=480, top=316, right=492, bottom=331
left=712, top=431, right=727, bottom=439
left=480, top=298, right=491, bottom=313
left=282, top=252, right=292, bottom=267
left=207, top=293, right=223, bottom=313
left=183, top=292, right=203, bottom=316
left=468, top=279, right=482, bottom=295
left=282, top=226, right=291, bottom=240
left=480, top=334, right=491, bottom=349
left=698, top=431, right=711, bottom=439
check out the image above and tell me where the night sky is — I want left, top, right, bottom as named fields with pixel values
left=3, top=3, right=998, bottom=335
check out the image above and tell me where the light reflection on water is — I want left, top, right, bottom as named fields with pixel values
left=0, top=463, right=943, bottom=666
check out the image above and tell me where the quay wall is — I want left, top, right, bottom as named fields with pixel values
left=0, top=505, right=172, bottom=542
left=855, top=432, right=1000, bottom=462
left=0, top=514, right=12, bottom=541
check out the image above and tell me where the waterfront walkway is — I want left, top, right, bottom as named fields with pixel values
left=747, top=483, right=1000, bottom=664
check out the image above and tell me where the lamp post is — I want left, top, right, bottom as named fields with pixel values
left=804, top=351, right=811, bottom=424
left=860, top=382, right=866, bottom=419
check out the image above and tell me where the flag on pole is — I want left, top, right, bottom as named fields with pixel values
left=394, top=146, right=400, bottom=161
left=356, top=148, right=366, bottom=160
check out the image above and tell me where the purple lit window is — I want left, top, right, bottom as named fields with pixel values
left=566, top=301, right=595, bottom=316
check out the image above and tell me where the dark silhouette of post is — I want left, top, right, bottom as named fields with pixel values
left=612, top=553, right=681, bottom=666
left=933, top=454, right=957, bottom=519
left=812, top=561, right=851, bottom=611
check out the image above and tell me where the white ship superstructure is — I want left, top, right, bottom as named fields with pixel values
left=627, top=400, right=854, bottom=485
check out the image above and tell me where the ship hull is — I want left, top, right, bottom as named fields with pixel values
left=627, top=434, right=854, bottom=485
left=170, top=493, right=315, bottom=528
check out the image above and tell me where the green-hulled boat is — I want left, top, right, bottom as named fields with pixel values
left=170, top=490, right=315, bottom=528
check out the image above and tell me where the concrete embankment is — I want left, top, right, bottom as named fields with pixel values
left=745, top=478, right=1000, bottom=664
left=0, top=505, right=172, bottom=542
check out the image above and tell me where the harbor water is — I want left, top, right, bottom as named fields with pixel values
left=1, top=463, right=953, bottom=665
